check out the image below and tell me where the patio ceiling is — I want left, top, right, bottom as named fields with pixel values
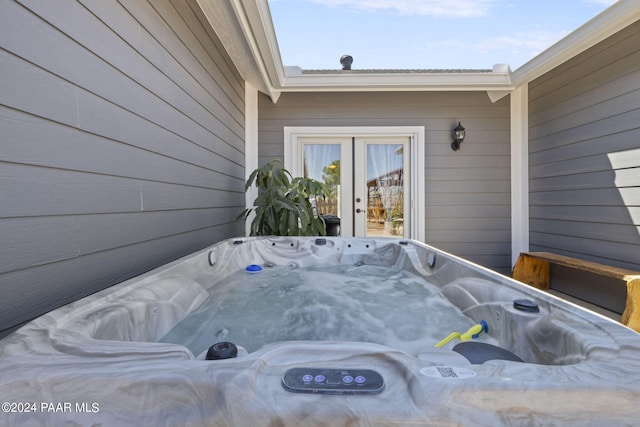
left=196, top=0, right=640, bottom=102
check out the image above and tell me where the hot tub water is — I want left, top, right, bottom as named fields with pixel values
left=160, top=263, right=496, bottom=356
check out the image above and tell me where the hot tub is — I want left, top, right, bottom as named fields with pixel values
left=1, top=237, right=639, bottom=426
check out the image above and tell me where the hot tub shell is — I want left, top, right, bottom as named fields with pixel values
left=1, top=237, right=639, bottom=426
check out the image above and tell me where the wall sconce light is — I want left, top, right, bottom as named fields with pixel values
left=451, top=122, right=466, bottom=151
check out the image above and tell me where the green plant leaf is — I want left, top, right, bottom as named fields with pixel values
left=239, top=159, right=330, bottom=236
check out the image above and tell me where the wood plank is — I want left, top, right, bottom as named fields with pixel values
left=514, top=252, right=640, bottom=332
left=621, top=278, right=640, bottom=331
left=521, top=252, right=640, bottom=281
left=512, top=254, right=550, bottom=290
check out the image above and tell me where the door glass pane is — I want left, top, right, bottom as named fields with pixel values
left=303, top=144, right=341, bottom=235
left=366, top=144, right=404, bottom=237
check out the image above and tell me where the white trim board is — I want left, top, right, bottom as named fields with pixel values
left=510, top=85, right=529, bottom=267
left=244, top=83, right=259, bottom=236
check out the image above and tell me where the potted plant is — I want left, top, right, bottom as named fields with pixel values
left=238, top=160, right=329, bottom=236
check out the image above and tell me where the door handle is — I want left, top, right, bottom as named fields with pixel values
left=356, top=208, right=363, bottom=214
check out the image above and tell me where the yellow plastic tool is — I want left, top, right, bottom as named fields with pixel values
left=434, top=320, right=488, bottom=348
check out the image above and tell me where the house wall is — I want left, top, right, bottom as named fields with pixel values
left=529, top=20, right=640, bottom=272
left=258, top=91, right=512, bottom=273
left=0, top=0, right=245, bottom=336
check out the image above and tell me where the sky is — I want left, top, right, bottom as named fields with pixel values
left=268, top=0, right=618, bottom=71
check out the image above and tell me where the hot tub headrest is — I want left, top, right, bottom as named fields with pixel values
left=453, top=342, right=523, bottom=364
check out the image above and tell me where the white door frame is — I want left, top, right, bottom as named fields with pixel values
left=284, top=126, right=425, bottom=242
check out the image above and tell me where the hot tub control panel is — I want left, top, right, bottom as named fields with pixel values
left=282, top=368, right=384, bottom=394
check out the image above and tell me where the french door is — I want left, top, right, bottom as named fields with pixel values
left=297, top=136, right=410, bottom=238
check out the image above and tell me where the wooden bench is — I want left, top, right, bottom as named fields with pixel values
left=513, top=252, right=640, bottom=333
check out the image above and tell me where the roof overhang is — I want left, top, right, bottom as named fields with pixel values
left=195, top=0, right=284, bottom=101
left=196, top=0, right=640, bottom=103
left=282, top=65, right=514, bottom=95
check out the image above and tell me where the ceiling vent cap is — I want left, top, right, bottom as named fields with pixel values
left=340, top=55, right=353, bottom=70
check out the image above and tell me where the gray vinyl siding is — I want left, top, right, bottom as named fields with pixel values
left=0, top=0, right=245, bottom=336
left=258, top=91, right=512, bottom=273
left=529, top=20, right=640, bottom=272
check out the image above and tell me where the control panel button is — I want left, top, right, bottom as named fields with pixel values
left=282, top=368, right=384, bottom=395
